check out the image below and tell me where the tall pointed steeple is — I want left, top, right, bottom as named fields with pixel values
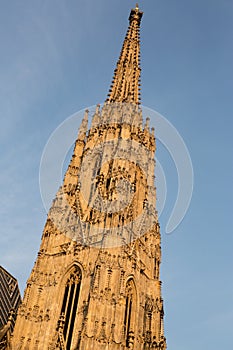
left=11, top=6, right=167, bottom=350
left=106, top=4, right=143, bottom=104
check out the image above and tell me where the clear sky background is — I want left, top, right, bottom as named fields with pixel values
left=0, top=1, right=233, bottom=349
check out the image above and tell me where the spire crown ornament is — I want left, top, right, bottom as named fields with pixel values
left=129, top=3, right=143, bottom=23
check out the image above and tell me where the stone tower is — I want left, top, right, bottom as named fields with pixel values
left=12, top=5, right=167, bottom=350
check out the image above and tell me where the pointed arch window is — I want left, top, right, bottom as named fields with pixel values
left=58, top=266, right=82, bottom=349
left=124, top=279, right=136, bottom=348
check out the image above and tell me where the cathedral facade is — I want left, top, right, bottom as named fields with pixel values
left=11, top=5, right=167, bottom=349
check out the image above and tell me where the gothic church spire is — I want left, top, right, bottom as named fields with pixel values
left=106, top=4, right=143, bottom=104
left=11, top=6, right=167, bottom=350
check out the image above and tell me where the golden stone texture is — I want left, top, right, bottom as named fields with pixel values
left=11, top=5, right=167, bottom=350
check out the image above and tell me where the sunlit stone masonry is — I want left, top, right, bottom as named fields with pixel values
left=11, top=5, right=167, bottom=350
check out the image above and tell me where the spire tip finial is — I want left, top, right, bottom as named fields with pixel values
left=136, top=3, right=139, bottom=9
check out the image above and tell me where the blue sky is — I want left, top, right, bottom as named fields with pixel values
left=0, top=0, right=233, bottom=349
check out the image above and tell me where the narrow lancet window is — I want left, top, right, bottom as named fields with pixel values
left=124, top=279, right=136, bottom=348
left=58, top=266, right=82, bottom=349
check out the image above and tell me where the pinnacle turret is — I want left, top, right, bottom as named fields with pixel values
left=77, top=109, right=89, bottom=140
